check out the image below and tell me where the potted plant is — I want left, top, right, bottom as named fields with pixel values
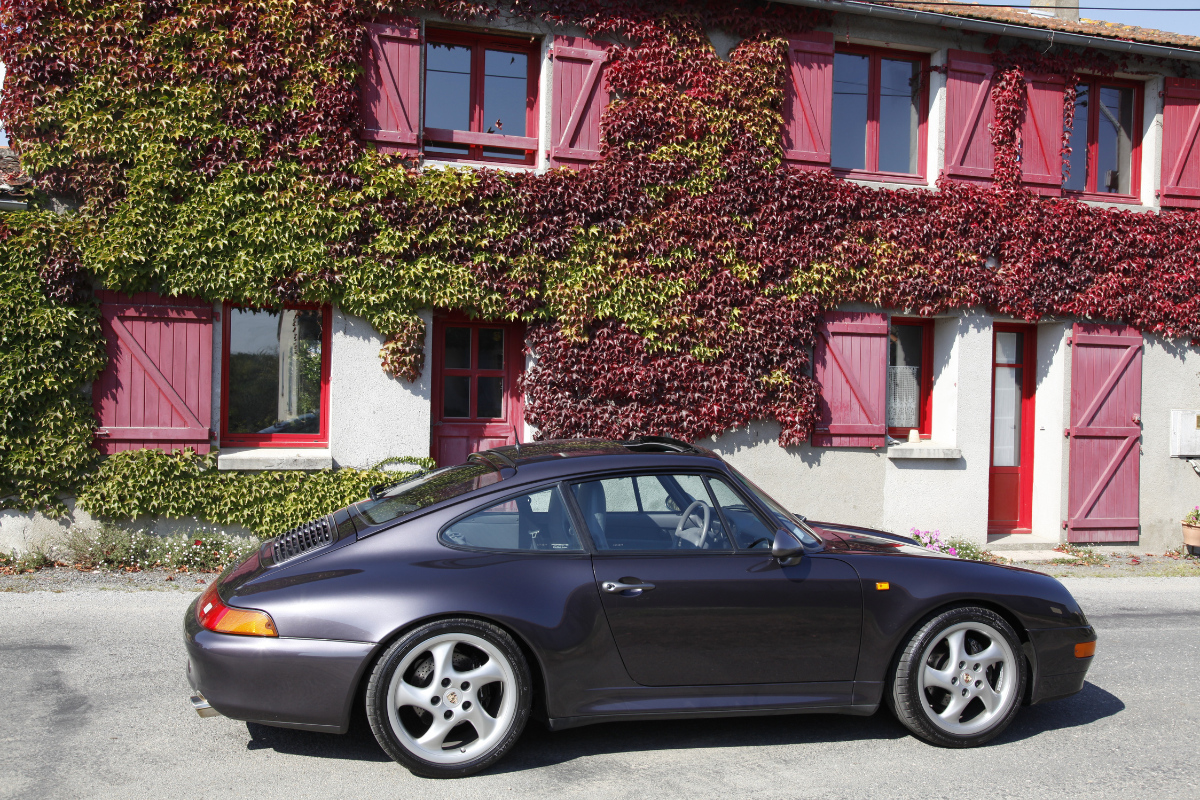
left=1183, top=507, right=1200, bottom=556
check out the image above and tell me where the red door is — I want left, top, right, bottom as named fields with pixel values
left=987, top=325, right=1036, bottom=533
left=1067, top=324, right=1143, bottom=543
left=431, top=314, right=525, bottom=466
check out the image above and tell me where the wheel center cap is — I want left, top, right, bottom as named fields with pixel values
left=443, top=690, right=460, bottom=707
left=962, top=672, right=973, bottom=686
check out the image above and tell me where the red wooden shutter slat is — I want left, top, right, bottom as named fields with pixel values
left=812, top=311, right=888, bottom=447
left=945, top=50, right=996, bottom=183
left=550, top=36, right=610, bottom=168
left=782, top=31, right=834, bottom=168
left=360, top=19, right=421, bottom=155
left=1067, top=323, right=1142, bottom=543
left=94, top=292, right=213, bottom=455
left=1161, top=78, right=1200, bottom=208
left=1021, top=72, right=1065, bottom=195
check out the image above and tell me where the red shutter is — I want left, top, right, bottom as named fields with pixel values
left=1067, top=324, right=1142, bottom=543
left=1161, top=78, right=1200, bottom=208
left=93, top=292, right=213, bottom=455
left=944, top=50, right=996, bottom=184
left=360, top=19, right=422, bottom=156
left=1021, top=72, right=1065, bottom=195
left=782, top=31, right=834, bottom=168
left=812, top=312, right=888, bottom=447
left=550, top=36, right=610, bottom=168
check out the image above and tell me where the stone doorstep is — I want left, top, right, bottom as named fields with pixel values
left=1002, top=550, right=1077, bottom=563
left=986, top=534, right=1062, bottom=551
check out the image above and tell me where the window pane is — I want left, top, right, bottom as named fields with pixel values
left=442, top=486, right=583, bottom=551
left=481, top=146, right=530, bottom=161
left=995, top=331, right=1023, bottom=365
left=443, top=375, right=470, bottom=417
left=227, top=308, right=322, bottom=435
left=359, top=463, right=502, bottom=526
left=993, top=366, right=1023, bottom=467
left=571, top=475, right=730, bottom=550
left=477, top=376, right=503, bottom=418
left=478, top=328, right=504, bottom=369
left=483, top=49, right=528, bottom=138
left=878, top=59, right=919, bottom=174
left=445, top=327, right=471, bottom=369
left=425, top=43, right=472, bottom=132
left=1064, top=84, right=1089, bottom=191
left=1097, top=85, right=1134, bottom=194
left=832, top=53, right=869, bottom=171
left=707, top=477, right=775, bottom=549
left=888, top=323, right=924, bottom=428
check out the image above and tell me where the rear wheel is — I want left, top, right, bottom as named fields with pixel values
left=366, top=618, right=531, bottom=778
left=889, top=606, right=1026, bottom=747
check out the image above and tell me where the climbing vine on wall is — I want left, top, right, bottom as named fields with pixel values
left=4, top=0, right=1200, bottom=512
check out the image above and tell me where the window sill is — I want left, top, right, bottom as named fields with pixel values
left=1066, top=190, right=1141, bottom=205
left=422, top=159, right=538, bottom=174
left=886, top=442, right=962, bottom=460
left=217, top=447, right=333, bottom=471
left=835, top=169, right=927, bottom=185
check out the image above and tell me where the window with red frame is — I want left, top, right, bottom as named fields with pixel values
left=424, top=30, right=540, bottom=165
left=831, top=47, right=928, bottom=179
left=221, top=304, right=331, bottom=446
left=887, top=318, right=934, bottom=438
left=1063, top=78, right=1142, bottom=198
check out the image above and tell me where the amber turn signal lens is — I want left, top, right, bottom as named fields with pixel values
left=196, top=581, right=278, bottom=637
left=1074, top=641, right=1096, bottom=658
left=876, top=581, right=890, bottom=591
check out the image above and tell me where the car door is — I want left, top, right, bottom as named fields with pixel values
left=570, top=471, right=863, bottom=687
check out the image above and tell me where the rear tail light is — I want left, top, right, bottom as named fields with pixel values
left=196, top=582, right=277, bottom=637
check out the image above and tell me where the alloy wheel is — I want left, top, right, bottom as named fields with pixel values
left=916, top=620, right=1018, bottom=736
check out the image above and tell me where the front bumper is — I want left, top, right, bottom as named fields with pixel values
left=184, top=597, right=374, bottom=733
left=1028, top=625, right=1096, bottom=705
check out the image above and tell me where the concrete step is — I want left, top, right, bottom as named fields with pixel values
left=986, top=534, right=1062, bottom=551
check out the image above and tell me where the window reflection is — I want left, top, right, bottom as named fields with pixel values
left=484, top=50, right=527, bottom=138
left=227, top=308, right=323, bottom=435
left=832, top=53, right=869, bottom=171
left=878, top=59, right=919, bottom=174
left=1097, top=85, right=1134, bottom=194
left=992, top=332, right=1024, bottom=467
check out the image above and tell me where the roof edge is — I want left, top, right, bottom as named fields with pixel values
left=775, top=0, right=1200, bottom=62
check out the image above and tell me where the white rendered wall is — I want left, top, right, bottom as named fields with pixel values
left=1141, top=76, right=1164, bottom=209
left=1031, top=321, right=1069, bottom=538
left=328, top=308, right=433, bottom=468
left=927, top=48, right=947, bottom=188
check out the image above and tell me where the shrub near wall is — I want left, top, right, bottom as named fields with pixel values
left=5, top=0, right=1200, bottom=511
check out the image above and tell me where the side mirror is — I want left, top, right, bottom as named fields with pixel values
left=771, top=529, right=804, bottom=565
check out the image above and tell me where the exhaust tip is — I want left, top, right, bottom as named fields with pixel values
left=190, top=694, right=221, bottom=718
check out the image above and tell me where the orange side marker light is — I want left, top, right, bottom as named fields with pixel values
left=876, top=581, right=890, bottom=591
left=1074, top=641, right=1097, bottom=658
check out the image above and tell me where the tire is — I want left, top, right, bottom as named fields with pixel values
left=366, top=618, right=532, bottom=778
left=889, top=606, right=1026, bottom=748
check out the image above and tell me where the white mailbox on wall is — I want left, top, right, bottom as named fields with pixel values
left=1170, top=410, right=1200, bottom=457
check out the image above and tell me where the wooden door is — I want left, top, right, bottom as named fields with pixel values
left=431, top=314, right=525, bottom=466
left=987, top=325, right=1036, bottom=532
left=1067, top=324, right=1143, bottom=543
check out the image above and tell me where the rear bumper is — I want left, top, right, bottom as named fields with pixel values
left=1028, top=625, right=1096, bottom=705
left=184, top=597, right=373, bottom=733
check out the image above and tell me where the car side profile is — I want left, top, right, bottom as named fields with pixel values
left=185, top=438, right=1097, bottom=778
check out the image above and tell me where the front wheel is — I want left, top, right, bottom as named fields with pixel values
left=366, top=618, right=532, bottom=778
left=889, top=606, right=1026, bottom=747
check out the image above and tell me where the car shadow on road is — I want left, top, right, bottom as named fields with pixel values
left=239, top=681, right=1123, bottom=772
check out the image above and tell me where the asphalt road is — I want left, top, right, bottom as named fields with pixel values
left=2, top=577, right=1197, bottom=800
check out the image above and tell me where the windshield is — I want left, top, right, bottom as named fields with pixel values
left=727, top=466, right=820, bottom=546
left=356, top=463, right=503, bottom=526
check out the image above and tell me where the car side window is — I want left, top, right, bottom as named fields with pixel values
left=570, top=474, right=733, bottom=551
left=706, top=477, right=776, bottom=550
left=441, top=485, right=584, bottom=552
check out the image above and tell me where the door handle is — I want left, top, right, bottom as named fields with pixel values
left=601, top=580, right=656, bottom=594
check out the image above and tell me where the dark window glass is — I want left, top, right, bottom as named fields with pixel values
left=878, top=59, right=919, bottom=174
left=483, top=50, right=527, bottom=137
left=227, top=308, right=323, bottom=435
left=425, top=43, right=471, bottom=131
left=1097, top=85, right=1134, bottom=194
left=888, top=324, right=924, bottom=429
left=477, top=376, right=503, bottom=418
left=571, top=474, right=732, bottom=551
left=359, top=463, right=503, bottom=526
left=1064, top=85, right=1089, bottom=192
left=441, top=485, right=583, bottom=551
left=831, top=53, right=869, bottom=171
left=445, top=327, right=472, bottom=369
left=443, top=376, right=471, bottom=417
left=706, top=478, right=775, bottom=549
left=478, top=328, right=504, bottom=370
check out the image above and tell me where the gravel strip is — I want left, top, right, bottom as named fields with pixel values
left=0, top=565, right=213, bottom=593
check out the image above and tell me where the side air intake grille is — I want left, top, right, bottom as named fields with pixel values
left=273, top=516, right=335, bottom=563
